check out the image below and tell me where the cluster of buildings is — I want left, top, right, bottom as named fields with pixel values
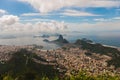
left=0, top=45, right=119, bottom=76
left=0, top=45, right=34, bottom=62
left=35, top=47, right=119, bottom=76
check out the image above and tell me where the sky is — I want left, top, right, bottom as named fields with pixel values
left=0, top=0, right=120, bottom=35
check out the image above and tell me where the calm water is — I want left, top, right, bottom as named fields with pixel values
left=0, top=36, right=60, bottom=50
left=66, top=32, right=120, bottom=47
left=0, top=32, right=120, bottom=49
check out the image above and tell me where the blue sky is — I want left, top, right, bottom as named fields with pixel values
left=0, top=0, right=120, bottom=23
left=0, top=0, right=120, bottom=34
left=0, top=0, right=35, bottom=15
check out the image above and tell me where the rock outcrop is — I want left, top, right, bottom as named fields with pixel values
left=53, top=35, right=69, bottom=44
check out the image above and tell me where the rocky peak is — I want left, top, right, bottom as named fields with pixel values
left=54, top=35, right=69, bottom=44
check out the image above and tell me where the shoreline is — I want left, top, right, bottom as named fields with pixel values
left=0, top=42, right=120, bottom=50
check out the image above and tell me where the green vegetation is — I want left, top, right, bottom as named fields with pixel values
left=1, top=70, right=120, bottom=80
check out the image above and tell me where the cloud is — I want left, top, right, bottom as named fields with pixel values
left=68, top=21, right=120, bottom=32
left=21, top=13, right=42, bottom=17
left=113, top=17, right=120, bottom=20
left=20, top=18, right=52, bottom=22
left=19, top=0, right=120, bottom=13
left=0, top=9, right=7, bottom=14
left=0, top=12, right=67, bottom=34
left=21, top=13, right=40, bottom=16
left=93, top=17, right=120, bottom=22
left=93, top=18, right=112, bottom=22
left=21, top=12, right=54, bottom=17
left=62, top=9, right=99, bottom=16
left=35, top=21, right=67, bottom=32
left=21, top=10, right=99, bottom=17
left=0, top=15, right=67, bottom=34
left=0, top=15, right=19, bottom=25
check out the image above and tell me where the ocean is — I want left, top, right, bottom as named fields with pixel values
left=0, top=32, right=120, bottom=49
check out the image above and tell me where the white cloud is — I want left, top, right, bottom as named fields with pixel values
left=93, top=18, right=112, bottom=22
left=21, top=13, right=40, bottom=16
left=21, top=10, right=100, bottom=17
left=0, top=15, right=19, bottom=25
left=93, top=17, right=120, bottom=22
left=20, top=18, right=52, bottom=22
left=62, top=9, right=99, bottom=16
left=33, top=21, right=67, bottom=32
left=68, top=21, right=120, bottom=32
left=19, top=0, right=120, bottom=13
left=0, top=12, right=67, bottom=34
left=0, top=15, right=20, bottom=33
left=0, top=15, right=67, bottom=34
left=113, top=17, right=120, bottom=20
left=0, top=9, right=7, bottom=14
left=21, top=12, right=56, bottom=18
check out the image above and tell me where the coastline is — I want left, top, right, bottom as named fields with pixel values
left=0, top=39, right=120, bottom=79
left=0, top=40, right=120, bottom=51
